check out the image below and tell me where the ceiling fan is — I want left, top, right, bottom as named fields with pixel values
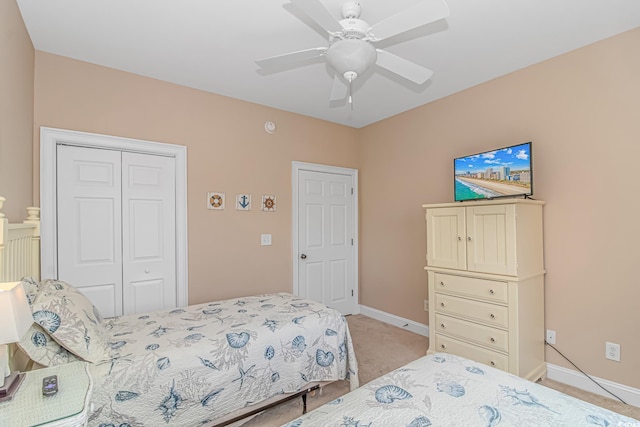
left=256, top=0, right=450, bottom=105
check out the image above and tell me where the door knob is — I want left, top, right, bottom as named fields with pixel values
left=300, top=254, right=307, bottom=259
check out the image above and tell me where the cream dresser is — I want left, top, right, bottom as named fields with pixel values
left=424, top=198, right=546, bottom=381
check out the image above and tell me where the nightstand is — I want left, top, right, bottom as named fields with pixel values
left=0, top=361, right=92, bottom=427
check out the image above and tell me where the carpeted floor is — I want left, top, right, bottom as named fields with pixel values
left=242, top=314, right=640, bottom=426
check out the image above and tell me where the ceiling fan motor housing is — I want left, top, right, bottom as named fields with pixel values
left=337, top=18, right=370, bottom=40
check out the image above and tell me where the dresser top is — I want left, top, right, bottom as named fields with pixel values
left=422, top=198, right=545, bottom=209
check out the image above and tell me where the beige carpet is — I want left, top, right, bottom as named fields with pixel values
left=242, top=314, right=640, bottom=426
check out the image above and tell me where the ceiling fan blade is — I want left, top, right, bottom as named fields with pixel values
left=290, top=0, right=343, bottom=34
left=370, top=0, right=450, bottom=42
left=376, top=49, right=434, bottom=84
left=256, top=47, right=327, bottom=68
left=329, top=74, right=348, bottom=101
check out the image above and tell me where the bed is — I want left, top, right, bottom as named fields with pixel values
left=285, top=352, right=638, bottom=426
left=0, top=197, right=359, bottom=427
left=18, top=279, right=358, bottom=427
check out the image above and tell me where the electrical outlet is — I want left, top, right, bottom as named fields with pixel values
left=424, top=300, right=429, bottom=312
left=605, top=342, right=621, bottom=362
left=546, top=329, right=556, bottom=345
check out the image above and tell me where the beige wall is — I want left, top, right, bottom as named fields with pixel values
left=0, top=0, right=33, bottom=221
left=33, top=51, right=360, bottom=304
left=359, top=27, right=640, bottom=389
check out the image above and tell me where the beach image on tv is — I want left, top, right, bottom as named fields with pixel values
left=455, top=142, right=531, bottom=201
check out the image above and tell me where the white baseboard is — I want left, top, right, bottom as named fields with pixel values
left=358, top=305, right=429, bottom=337
left=546, top=363, right=640, bottom=408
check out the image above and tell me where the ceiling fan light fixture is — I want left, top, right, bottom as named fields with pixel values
left=325, top=39, right=377, bottom=82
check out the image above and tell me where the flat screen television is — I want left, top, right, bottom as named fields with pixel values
left=454, top=142, right=532, bottom=202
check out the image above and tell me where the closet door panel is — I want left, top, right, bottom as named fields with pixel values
left=122, top=152, right=176, bottom=315
left=57, top=145, right=123, bottom=317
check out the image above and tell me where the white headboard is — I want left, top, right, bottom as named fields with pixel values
left=0, top=196, right=41, bottom=282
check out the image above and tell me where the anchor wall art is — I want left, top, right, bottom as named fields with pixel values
left=235, top=194, right=251, bottom=211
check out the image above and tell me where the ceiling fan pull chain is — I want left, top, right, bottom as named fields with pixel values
left=348, top=78, right=353, bottom=110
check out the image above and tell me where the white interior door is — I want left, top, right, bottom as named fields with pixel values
left=296, top=167, right=357, bottom=314
left=122, top=152, right=176, bottom=315
left=57, top=145, right=123, bottom=317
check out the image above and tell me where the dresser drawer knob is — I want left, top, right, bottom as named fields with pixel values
left=490, top=361, right=496, bottom=366
left=440, top=302, right=446, bottom=307
left=440, top=344, right=446, bottom=350
left=490, top=313, right=495, bottom=319
left=467, top=236, right=472, bottom=241
left=439, top=281, right=445, bottom=287
left=440, top=323, right=446, bottom=329
left=489, top=289, right=495, bottom=294
left=490, top=337, right=496, bottom=343
left=457, top=236, right=462, bottom=241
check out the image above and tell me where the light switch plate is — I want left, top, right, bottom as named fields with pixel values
left=261, top=234, right=272, bottom=246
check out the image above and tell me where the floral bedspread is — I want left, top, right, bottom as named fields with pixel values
left=285, top=353, right=639, bottom=427
left=86, top=293, right=358, bottom=427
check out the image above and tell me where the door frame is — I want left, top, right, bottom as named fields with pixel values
left=291, top=161, right=359, bottom=314
left=40, top=127, right=189, bottom=307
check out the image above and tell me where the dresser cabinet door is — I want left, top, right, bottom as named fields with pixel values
left=426, top=207, right=466, bottom=270
left=465, top=204, right=516, bottom=275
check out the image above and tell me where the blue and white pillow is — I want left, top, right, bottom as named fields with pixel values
left=17, top=323, right=79, bottom=366
left=16, top=277, right=79, bottom=367
left=30, top=280, right=110, bottom=363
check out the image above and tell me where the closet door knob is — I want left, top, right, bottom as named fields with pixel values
left=300, top=254, right=307, bottom=259
left=489, top=289, right=495, bottom=294
left=467, top=236, right=472, bottom=241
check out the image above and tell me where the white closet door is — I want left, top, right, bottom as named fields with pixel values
left=57, top=145, right=123, bottom=317
left=121, top=152, right=176, bottom=315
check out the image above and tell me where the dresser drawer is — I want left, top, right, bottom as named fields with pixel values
left=434, top=334, right=509, bottom=371
left=434, top=293, right=509, bottom=328
left=435, top=313, right=509, bottom=352
left=433, top=273, right=507, bottom=304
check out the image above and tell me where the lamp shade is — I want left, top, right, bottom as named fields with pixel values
left=0, top=282, right=34, bottom=344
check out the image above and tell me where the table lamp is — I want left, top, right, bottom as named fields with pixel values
left=0, top=281, right=34, bottom=401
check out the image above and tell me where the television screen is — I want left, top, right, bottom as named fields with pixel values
left=454, top=142, right=532, bottom=202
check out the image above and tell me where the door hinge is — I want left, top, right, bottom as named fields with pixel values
left=351, top=289, right=354, bottom=297
left=351, top=238, right=354, bottom=246
left=351, top=187, right=353, bottom=195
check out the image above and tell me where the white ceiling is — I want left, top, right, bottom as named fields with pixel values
left=16, top=0, right=640, bottom=128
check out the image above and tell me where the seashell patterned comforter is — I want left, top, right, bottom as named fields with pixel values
left=86, top=293, right=358, bottom=427
left=285, top=353, right=639, bottom=427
